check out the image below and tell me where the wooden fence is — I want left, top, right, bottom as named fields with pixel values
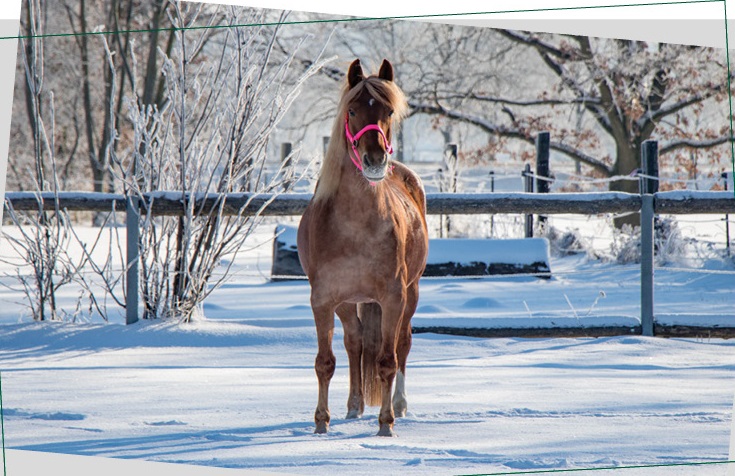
left=3, top=138, right=735, bottom=337
left=4, top=188, right=734, bottom=336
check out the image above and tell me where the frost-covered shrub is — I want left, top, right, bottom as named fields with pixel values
left=610, top=217, right=687, bottom=265
left=540, top=224, right=598, bottom=259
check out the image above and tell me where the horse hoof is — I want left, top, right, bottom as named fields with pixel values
left=377, top=425, right=396, bottom=437
left=314, top=423, right=329, bottom=434
left=394, top=408, right=407, bottom=418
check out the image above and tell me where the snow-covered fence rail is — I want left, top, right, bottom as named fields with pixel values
left=653, top=191, right=735, bottom=214
left=4, top=190, right=733, bottom=216
left=2, top=191, right=313, bottom=216
left=427, top=192, right=642, bottom=215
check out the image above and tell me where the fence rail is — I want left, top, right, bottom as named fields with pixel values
left=5, top=190, right=734, bottom=216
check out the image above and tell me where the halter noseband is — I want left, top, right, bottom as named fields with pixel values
left=344, top=113, right=393, bottom=172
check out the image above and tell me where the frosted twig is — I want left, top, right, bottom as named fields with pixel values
left=564, top=293, right=579, bottom=321
left=522, top=300, right=532, bottom=319
left=585, top=291, right=607, bottom=317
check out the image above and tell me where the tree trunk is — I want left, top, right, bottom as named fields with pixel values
left=610, top=142, right=640, bottom=229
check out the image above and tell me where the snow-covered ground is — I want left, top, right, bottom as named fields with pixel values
left=0, top=211, right=734, bottom=474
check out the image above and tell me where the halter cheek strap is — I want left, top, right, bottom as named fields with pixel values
left=344, top=113, right=393, bottom=172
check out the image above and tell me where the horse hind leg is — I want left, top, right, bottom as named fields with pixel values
left=393, top=281, right=418, bottom=418
left=392, top=332, right=410, bottom=418
left=312, top=302, right=336, bottom=434
left=392, top=372, right=408, bottom=419
left=336, top=303, right=364, bottom=419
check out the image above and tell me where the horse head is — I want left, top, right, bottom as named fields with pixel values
left=344, top=59, right=397, bottom=183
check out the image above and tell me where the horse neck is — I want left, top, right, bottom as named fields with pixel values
left=337, top=152, right=371, bottom=194
left=315, top=144, right=366, bottom=200
left=333, top=152, right=393, bottom=214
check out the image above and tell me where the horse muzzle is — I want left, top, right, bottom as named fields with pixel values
left=363, top=163, right=389, bottom=182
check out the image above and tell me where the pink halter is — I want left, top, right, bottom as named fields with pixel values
left=344, top=113, right=393, bottom=171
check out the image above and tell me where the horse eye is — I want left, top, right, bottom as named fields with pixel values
left=388, top=110, right=394, bottom=117
left=349, top=109, right=356, bottom=117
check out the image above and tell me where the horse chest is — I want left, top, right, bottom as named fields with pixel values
left=328, top=206, right=398, bottom=255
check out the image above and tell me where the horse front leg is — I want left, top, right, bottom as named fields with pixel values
left=312, top=301, right=336, bottom=434
left=336, top=303, right=364, bottom=419
left=376, top=295, right=406, bottom=437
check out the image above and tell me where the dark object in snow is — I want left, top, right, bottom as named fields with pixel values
left=272, top=225, right=551, bottom=280
left=271, top=225, right=303, bottom=280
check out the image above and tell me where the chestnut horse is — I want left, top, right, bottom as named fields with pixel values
left=297, top=59, right=428, bottom=437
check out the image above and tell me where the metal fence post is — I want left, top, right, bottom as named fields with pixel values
left=723, top=171, right=731, bottom=257
left=639, top=140, right=658, bottom=336
left=322, top=136, right=330, bottom=157
left=489, top=170, right=495, bottom=237
left=281, top=142, right=292, bottom=164
left=523, top=163, right=533, bottom=238
left=125, top=195, right=140, bottom=325
left=641, top=193, right=654, bottom=336
left=641, top=140, right=659, bottom=195
left=536, top=132, right=550, bottom=228
left=444, top=143, right=458, bottom=193
left=443, top=143, right=458, bottom=237
left=281, top=142, right=293, bottom=191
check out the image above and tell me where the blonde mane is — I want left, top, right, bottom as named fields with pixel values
left=314, top=74, right=409, bottom=202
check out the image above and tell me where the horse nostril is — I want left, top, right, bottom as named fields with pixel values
left=363, top=154, right=370, bottom=166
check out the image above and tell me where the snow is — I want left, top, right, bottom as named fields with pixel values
left=274, top=224, right=298, bottom=251
left=1, top=223, right=734, bottom=475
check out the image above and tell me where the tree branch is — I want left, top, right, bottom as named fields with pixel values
left=437, top=92, right=601, bottom=107
left=500, top=31, right=615, bottom=137
left=409, top=100, right=524, bottom=137
left=496, top=29, right=573, bottom=60
left=410, top=100, right=613, bottom=175
left=648, top=89, right=722, bottom=124
left=575, top=35, right=624, bottom=140
left=660, top=136, right=733, bottom=155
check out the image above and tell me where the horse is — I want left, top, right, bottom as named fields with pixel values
left=297, top=59, right=429, bottom=437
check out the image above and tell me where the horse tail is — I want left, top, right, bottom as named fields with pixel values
left=359, top=302, right=383, bottom=407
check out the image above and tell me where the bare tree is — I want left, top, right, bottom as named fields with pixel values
left=5, top=1, right=325, bottom=321
left=2, top=0, right=92, bottom=321
left=60, top=0, right=190, bottom=220
left=114, top=5, right=324, bottom=320
left=9, top=1, right=205, bottom=201
left=412, top=30, right=733, bottom=226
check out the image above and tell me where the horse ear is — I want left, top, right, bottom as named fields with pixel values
left=378, top=59, right=393, bottom=82
left=347, top=59, right=364, bottom=89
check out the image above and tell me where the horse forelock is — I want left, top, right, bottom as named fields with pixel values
left=357, top=77, right=408, bottom=121
left=314, top=75, right=408, bottom=202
